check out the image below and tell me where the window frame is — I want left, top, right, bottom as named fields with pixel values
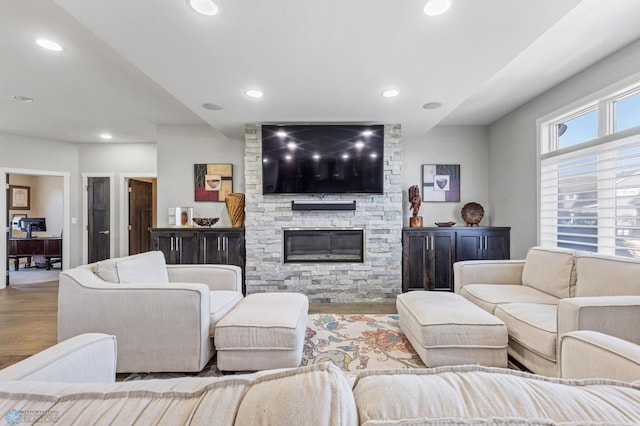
left=537, top=75, right=640, bottom=255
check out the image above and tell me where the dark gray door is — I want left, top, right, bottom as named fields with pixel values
left=88, top=177, right=110, bottom=263
left=128, top=179, right=152, bottom=255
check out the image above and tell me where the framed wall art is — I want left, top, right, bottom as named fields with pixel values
left=194, top=163, right=233, bottom=202
left=9, top=185, right=30, bottom=210
left=422, top=164, right=460, bottom=202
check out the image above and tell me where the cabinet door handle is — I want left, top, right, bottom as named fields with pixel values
left=170, top=237, right=174, bottom=251
left=203, top=237, right=207, bottom=260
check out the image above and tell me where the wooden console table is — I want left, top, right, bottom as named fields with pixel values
left=8, top=237, right=62, bottom=271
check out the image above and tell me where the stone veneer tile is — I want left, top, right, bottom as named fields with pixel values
left=244, top=123, right=403, bottom=302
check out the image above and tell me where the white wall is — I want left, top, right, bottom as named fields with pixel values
left=156, top=125, right=245, bottom=227
left=489, top=39, right=640, bottom=258
left=402, top=126, right=491, bottom=227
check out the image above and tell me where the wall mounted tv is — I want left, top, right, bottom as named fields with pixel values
left=262, top=124, right=384, bottom=195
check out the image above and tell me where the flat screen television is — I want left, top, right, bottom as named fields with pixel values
left=262, top=124, right=384, bottom=194
left=19, top=217, right=46, bottom=239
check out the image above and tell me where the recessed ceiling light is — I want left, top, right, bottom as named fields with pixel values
left=189, top=0, right=218, bottom=16
left=202, top=102, right=223, bottom=110
left=100, top=133, right=113, bottom=140
left=287, top=141, right=297, bottom=150
left=423, top=0, right=452, bottom=16
left=245, top=89, right=263, bottom=98
left=276, top=130, right=287, bottom=138
left=362, top=130, right=374, bottom=137
left=355, top=141, right=365, bottom=149
left=422, top=102, right=443, bottom=109
left=13, top=95, right=34, bottom=103
left=35, top=38, right=63, bottom=52
left=382, top=89, right=399, bottom=98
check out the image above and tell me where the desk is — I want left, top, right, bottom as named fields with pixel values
left=8, top=238, right=62, bottom=271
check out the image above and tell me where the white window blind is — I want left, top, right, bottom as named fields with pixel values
left=540, top=133, right=640, bottom=257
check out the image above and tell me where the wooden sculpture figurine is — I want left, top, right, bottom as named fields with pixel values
left=409, top=185, right=423, bottom=227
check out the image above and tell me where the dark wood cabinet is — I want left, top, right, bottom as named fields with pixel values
left=150, top=228, right=245, bottom=272
left=150, top=229, right=199, bottom=264
left=402, top=227, right=510, bottom=292
left=456, top=228, right=510, bottom=261
left=198, top=229, right=245, bottom=266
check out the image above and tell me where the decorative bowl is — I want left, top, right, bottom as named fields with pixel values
left=192, top=217, right=219, bottom=227
left=461, top=202, right=484, bottom=226
left=435, top=222, right=456, bottom=227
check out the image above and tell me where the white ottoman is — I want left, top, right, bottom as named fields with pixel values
left=397, top=292, right=508, bottom=367
left=214, top=292, right=309, bottom=371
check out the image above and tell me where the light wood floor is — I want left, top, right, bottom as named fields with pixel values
left=0, top=280, right=397, bottom=370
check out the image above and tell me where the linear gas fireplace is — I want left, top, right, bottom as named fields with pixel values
left=283, top=228, right=365, bottom=263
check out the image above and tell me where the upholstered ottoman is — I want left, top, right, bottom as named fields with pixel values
left=215, top=292, right=309, bottom=371
left=397, top=292, right=508, bottom=367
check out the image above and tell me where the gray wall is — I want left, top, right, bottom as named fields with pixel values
left=79, top=142, right=158, bottom=256
left=402, top=126, right=491, bottom=227
left=489, top=39, right=640, bottom=258
left=156, top=125, right=245, bottom=227
left=0, top=134, right=80, bottom=285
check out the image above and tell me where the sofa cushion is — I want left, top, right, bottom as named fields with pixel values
left=575, top=253, right=640, bottom=297
left=460, top=284, right=559, bottom=314
left=235, top=363, right=357, bottom=426
left=494, top=303, right=557, bottom=361
left=209, top=290, right=244, bottom=334
left=521, top=247, right=576, bottom=298
left=95, top=251, right=169, bottom=284
left=0, top=364, right=357, bottom=426
left=352, top=366, right=640, bottom=425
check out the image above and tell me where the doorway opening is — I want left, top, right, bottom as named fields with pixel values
left=2, top=169, right=70, bottom=288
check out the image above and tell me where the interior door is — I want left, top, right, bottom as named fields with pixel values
left=128, top=179, right=152, bottom=255
left=88, top=177, right=110, bottom=263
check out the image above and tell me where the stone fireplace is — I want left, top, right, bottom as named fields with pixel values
left=244, top=123, right=402, bottom=303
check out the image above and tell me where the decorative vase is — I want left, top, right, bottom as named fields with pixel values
left=225, top=193, right=245, bottom=228
left=410, top=216, right=423, bottom=227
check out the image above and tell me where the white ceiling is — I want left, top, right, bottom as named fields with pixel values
left=1, top=0, right=640, bottom=144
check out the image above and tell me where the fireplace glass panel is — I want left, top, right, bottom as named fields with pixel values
left=284, top=229, right=364, bottom=263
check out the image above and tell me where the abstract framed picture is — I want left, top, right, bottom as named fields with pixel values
left=9, top=185, right=30, bottom=210
left=194, top=163, right=233, bottom=202
left=422, top=164, right=460, bottom=202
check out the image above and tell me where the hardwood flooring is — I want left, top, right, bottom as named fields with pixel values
left=0, top=280, right=397, bottom=370
left=0, top=281, right=58, bottom=370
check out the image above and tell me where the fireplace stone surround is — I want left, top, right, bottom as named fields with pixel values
left=244, top=124, right=403, bottom=303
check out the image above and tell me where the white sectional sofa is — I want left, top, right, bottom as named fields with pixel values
left=57, top=251, right=243, bottom=373
left=454, top=246, right=640, bottom=376
left=1, top=334, right=640, bottom=425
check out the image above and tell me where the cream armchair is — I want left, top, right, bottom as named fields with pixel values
left=58, top=251, right=243, bottom=373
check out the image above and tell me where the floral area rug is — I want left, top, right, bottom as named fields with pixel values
left=301, top=314, right=424, bottom=371
left=121, top=313, right=423, bottom=381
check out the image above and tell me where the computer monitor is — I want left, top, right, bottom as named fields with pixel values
left=19, top=217, right=46, bottom=239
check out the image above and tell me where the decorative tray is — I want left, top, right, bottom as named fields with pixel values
left=435, top=222, right=456, bottom=227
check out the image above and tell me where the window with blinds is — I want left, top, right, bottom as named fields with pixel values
left=539, top=82, right=640, bottom=258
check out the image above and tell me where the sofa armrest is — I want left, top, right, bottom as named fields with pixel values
left=557, top=296, right=640, bottom=345
left=58, top=269, right=212, bottom=373
left=167, top=264, right=242, bottom=292
left=560, top=330, right=640, bottom=382
left=0, top=334, right=117, bottom=383
left=453, top=260, right=525, bottom=293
